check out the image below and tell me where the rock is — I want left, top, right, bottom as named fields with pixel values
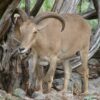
left=0, top=89, right=36, bottom=100
left=45, top=89, right=74, bottom=100
left=88, top=77, right=100, bottom=94
left=6, top=94, right=12, bottom=100
left=6, top=94, right=22, bottom=100
left=89, top=58, right=99, bottom=66
left=45, top=89, right=63, bottom=100
left=32, top=91, right=45, bottom=100
left=53, top=78, right=64, bottom=90
left=71, top=73, right=82, bottom=95
left=53, top=72, right=82, bottom=95
left=94, top=49, right=100, bottom=59
left=13, top=88, right=26, bottom=98
left=24, top=96, right=33, bottom=100
left=88, top=58, right=100, bottom=79
left=0, top=90, right=7, bottom=100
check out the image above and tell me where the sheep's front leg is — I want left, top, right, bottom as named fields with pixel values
left=43, top=56, right=57, bottom=92
left=61, top=60, right=72, bottom=93
left=28, top=52, right=37, bottom=89
left=35, top=63, right=44, bottom=92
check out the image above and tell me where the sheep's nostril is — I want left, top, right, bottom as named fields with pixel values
left=19, top=48, right=25, bottom=52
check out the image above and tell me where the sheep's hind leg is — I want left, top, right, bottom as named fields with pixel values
left=60, top=60, right=72, bottom=93
left=80, top=47, right=89, bottom=95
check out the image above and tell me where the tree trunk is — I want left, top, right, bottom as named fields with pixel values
left=0, top=0, right=20, bottom=42
left=0, top=0, right=13, bottom=17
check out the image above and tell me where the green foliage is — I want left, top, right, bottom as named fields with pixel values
left=41, top=0, right=54, bottom=11
left=88, top=20, right=98, bottom=31
left=20, top=0, right=53, bottom=11
left=20, top=0, right=25, bottom=9
left=20, top=0, right=36, bottom=10
left=81, top=0, right=90, bottom=13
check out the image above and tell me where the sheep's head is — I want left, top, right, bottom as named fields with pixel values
left=18, top=20, right=38, bottom=53
left=13, top=8, right=65, bottom=54
left=13, top=8, right=39, bottom=54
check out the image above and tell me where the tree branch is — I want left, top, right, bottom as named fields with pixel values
left=30, top=0, right=45, bottom=17
left=82, top=0, right=99, bottom=20
left=25, top=0, right=30, bottom=16
left=82, top=9, right=97, bottom=20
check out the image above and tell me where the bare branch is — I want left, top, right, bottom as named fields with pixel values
left=82, top=0, right=99, bottom=20
left=31, top=0, right=45, bottom=17
left=82, top=9, right=97, bottom=20
left=52, top=0, right=80, bottom=14
left=51, top=0, right=64, bottom=13
left=25, top=0, right=30, bottom=16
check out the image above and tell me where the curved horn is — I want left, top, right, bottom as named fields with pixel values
left=35, top=12, right=65, bottom=31
left=14, top=8, right=28, bottom=21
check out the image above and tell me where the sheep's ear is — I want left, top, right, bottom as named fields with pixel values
left=14, top=14, right=20, bottom=23
left=37, top=23, right=48, bottom=31
left=12, top=13, right=23, bottom=26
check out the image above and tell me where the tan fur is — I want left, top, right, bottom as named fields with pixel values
left=15, top=13, right=91, bottom=94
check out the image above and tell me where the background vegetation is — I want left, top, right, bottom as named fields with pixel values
left=20, top=0, right=98, bottom=30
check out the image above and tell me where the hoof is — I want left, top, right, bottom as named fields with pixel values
left=58, top=89, right=67, bottom=95
left=81, top=91, right=88, bottom=96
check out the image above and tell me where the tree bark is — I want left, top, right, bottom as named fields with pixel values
left=0, top=0, right=13, bottom=17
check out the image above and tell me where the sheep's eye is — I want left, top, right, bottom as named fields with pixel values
left=34, top=31, right=37, bottom=34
